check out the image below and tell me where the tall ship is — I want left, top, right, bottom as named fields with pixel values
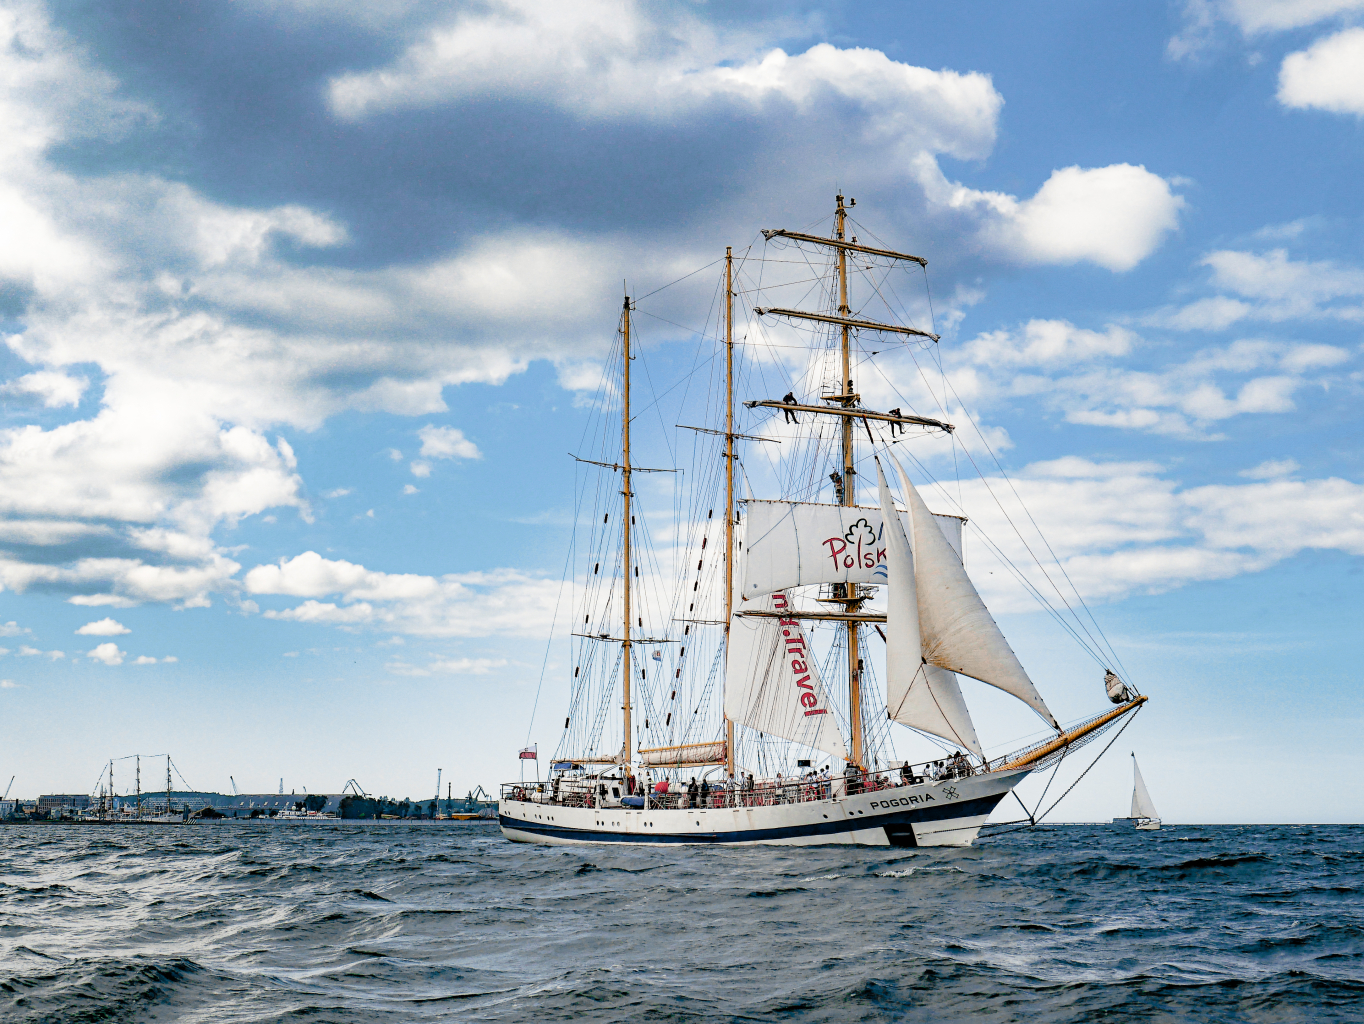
left=501, top=197, right=1147, bottom=847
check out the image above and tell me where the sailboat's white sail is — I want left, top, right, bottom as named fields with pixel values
left=876, top=461, right=982, bottom=757
left=725, top=591, right=847, bottom=762
left=741, top=499, right=962, bottom=599
left=1131, top=756, right=1159, bottom=819
left=890, top=455, right=1060, bottom=731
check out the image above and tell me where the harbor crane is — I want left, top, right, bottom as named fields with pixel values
left=2, top=776, right=12, bottom=800
left=229, top=776, right=239, bottom=796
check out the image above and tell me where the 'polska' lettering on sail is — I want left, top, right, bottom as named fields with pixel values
left=821, top=517, right=886, bottom=572
left=772, top=592, right=830, bottom=718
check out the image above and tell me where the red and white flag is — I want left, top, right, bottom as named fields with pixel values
left=518, top=746, right=538, bottom=760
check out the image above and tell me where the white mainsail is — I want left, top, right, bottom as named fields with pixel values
left=890, top=455, right=1060, bottom=731
left=742, top=499, right=962, bottom=599
left=725, top=591, right=847, bottom=762
left=1131, top=755, right=1159, bottom=820
left=876, top=460, right=982, bottom=757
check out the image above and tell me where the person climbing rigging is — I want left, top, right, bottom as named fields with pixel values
left=888, top=408, right=904, bottom=436
left=782, top=392, right=800, bottom=424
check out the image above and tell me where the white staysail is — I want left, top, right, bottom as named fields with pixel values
left=1131, top=755, right=1159, bottom=820
left=742, top=499, right=962, bottom=599
left=890, top=455, right=1060, bottom=731
left=725, top=591, right=847, bottom=762
left=876, top=461, right=982, bottom=758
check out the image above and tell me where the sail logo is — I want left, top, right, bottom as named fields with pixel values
left=773, top=592, right=830, bottom=718
left=822, top=518, right=885, bottom=574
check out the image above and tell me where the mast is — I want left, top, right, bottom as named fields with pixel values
left=166, top=755, right=172, bottom=815
left=135, top=755, right=141, bottom=816
left=835, top=194, right=865, bottom=769
left=621, top=293, right=633, bottom=772
left=724, top=246, right=736, bottom=777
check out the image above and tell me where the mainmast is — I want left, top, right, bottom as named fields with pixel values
left=724, top=247, right=736, bottom=777
left=621, top=293, right=633, bottom=772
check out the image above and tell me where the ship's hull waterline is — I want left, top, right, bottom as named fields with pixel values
left=500, top=768, right=1030, bottom=848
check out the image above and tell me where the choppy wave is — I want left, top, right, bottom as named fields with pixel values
left=2, top=822, right=1362, bottom=1022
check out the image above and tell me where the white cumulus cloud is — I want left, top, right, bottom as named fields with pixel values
left=933, top=457, right=1364, bottom=611
left=1241, top=458, right=1301, bottom=478
left=1279, top=27, right=1364, bottom=114
left=76, top=618, right=129, bottom=636
left=916, top=160, right=1184, bottom=272
left=0, top=371, right=86, bottom=408
left=951, top=323, right=1350, bottom=439
left=962, top=320, right=1136, bottom=367
left=246, top=551, right=559, bottom=637
left=1147, top=248, right=1364, bottom=328
left=1168, top=0, right=1364, bottom=58
left=417, top=425, right=481, bottom=461
left=86, top=642, right=124, bottom=665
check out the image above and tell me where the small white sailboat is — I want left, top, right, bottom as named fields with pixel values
left=1115, top=753, right=1161, bottom=830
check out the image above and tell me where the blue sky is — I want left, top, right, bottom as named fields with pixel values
left=0, top=0, right=1362, bottom=821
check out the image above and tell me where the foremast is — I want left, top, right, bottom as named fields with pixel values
left=833, top=195, right=865, bottom=768
left=621, top=294, right=634, bottom=774
left=752, top=194, right=950, bottom=769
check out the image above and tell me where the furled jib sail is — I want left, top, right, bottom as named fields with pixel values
left=876, top=460, right=982, bottom=758
left=741, top=499, right=962, bottom=600
left=725, top=591, right=847, bottom=762
left=890, top=455, right=1060, bottom=731
left=1131, top=756, right=1158, bottom=819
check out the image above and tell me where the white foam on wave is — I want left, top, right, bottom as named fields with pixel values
left=877, top=868, right=915, bottom=877
left=801, top=874, right=842, bottom=881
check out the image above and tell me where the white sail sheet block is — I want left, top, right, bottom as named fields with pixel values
left=741, top=499, right=963, bottom=600
left=890, top=455, right=1060, bottom=730
left=725, top=591, right=847, bottom=762
left=1131, top=756, right=1159, bottom=819
left=877, top=461, right=982, bottom=758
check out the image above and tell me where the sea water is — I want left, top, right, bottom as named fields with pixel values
left=1, top=822, right=1361, bottom=1022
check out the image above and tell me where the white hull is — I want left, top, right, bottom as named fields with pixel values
left=500, top=769, right=1028, bottom=848
left=1112, top=816, right=1161, bottom=830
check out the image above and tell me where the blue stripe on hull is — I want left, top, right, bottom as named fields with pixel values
left=499, top=792, right=1006, bottom=845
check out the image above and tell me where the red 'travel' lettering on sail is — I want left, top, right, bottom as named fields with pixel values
left=773, top=590, right=831, bottom=722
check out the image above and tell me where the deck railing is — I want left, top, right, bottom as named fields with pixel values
left=500, top=756, right=981, bottom=811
